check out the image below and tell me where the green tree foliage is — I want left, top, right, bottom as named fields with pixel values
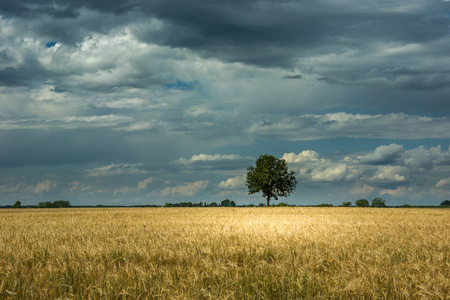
left=341, top=202, right=351, bottom=207
left=355, top=199, right=369, bottom=207
left=37, top=200, right=71, bottom=208
left=246, top=154, right=297, bottom=206
left=12, top=201, right=21, bottom=208
left=52, top=200, right=71, bottom=208
left=441, top=200, right=450, bottom=206
left=221, top=199, right=236, bottom=207
left=371, top=198, right=387, bottom=207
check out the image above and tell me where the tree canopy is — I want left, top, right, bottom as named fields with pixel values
left=246, top=154, right=297, bottom=206
left=355, top=199, right=369, bottom=207
left=371, top=198, right=387, bottom=207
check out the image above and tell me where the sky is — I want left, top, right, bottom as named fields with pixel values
left=1, top=0, right=450, bottom=206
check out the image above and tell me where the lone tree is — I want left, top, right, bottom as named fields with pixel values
left=246, top=154, right=297, bottom=206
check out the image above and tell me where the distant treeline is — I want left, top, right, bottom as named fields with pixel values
left=2, top=199, right=449, bottom=209
left=164, top=199, right=237, bottom=207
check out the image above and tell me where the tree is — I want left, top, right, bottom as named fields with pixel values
left=370, top=198, right=386, bottom=207
left=441, top=200, right=450, bottom=206
left=355, top=199, right=369, bottom=207
left=371, top=197, right=387, bottom=207
left=341, top=201, right=351, bottom=207
left=246, top=154, right=297, bottom=206
left=221, top=199, right=236, bottom=207
left=12, top=201, right=21, bottom=208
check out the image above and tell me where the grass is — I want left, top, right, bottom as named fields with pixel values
left=0, top=207, right=448, bottom=299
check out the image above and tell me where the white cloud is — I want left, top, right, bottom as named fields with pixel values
left=282, top=150, right=322, bottom=163
left=33, top=180, right=57, bottom=194
left=137, top=177, right=156, bottom=189
left=350, top=184, right=375, bottom=196
left=161, top=181, right=209, bottom=196
left=113, top=186, right=135, bottom=196
left=369, top=166, right=407, bottom=183
left=380, top=186, right=410, bottom=197
left=436, top=178, right=450, bottom=188
left=311, top=164, right=348, bottom=182
left=85, top=163, right=147, bottom=177
left=218, top=175, right=246, bottom=189
left=174, top=154, right=245, bottom=164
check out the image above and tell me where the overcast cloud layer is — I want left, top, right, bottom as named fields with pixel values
left=1, top=0, right=450, bottom=206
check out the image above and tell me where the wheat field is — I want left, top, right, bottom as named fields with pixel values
left=0, top=207, right=448, bottom=299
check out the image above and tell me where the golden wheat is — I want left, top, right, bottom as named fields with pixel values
left=0, top=207, right=448, bottom=299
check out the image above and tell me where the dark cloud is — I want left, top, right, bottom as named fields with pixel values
left=359, top=144, right=404, bottom=165
left=1, top=0, right=450, bottom=90
left=282, top=75, right=302, bottom=80
left=0, top=55, right=47, bottom=87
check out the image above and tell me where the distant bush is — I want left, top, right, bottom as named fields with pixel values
left=355, top=199, right=369, bottom=207
left=402, top=204, right=411, bottom=208
left=317, top=203, right=333, bottom=207
left=441, top=200, right=450, bottom=207
left=12, top=201, right=21, bottom=209
left=340, top=202, right=351, bottom=207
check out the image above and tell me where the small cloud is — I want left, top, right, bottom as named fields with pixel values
left=380, top=186, right=410, bottom=197
left=137, top=177, right=156, bottom=189
left=369, top=166, right=406, bottom=183
left=172, top=154, right=250, bottom=165
left=311, top=164, right=347, bottom=182
left=218, top=175, right=246, bottom=189
left=436, top=178, right=450, bottom=188
left=350, top=184, right=375, bottom=196
left=282, top=74, right=302, bottom=80
left=161, top=180, right=209, bottom=196
left=282, top=150, right=322, bottom=163
left=113, top=186, right=134, bottom=196
left=34, top=180, right=57, bottom=194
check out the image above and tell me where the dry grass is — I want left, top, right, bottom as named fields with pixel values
left=0, top=207, right=448, bottom=299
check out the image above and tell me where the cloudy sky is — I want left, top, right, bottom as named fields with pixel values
left=1, top=0, right=450, bottom=206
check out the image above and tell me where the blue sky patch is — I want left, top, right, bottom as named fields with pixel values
left=165, top=79, right=199, bottom=91
left=46, top=41, right=57, bottom=48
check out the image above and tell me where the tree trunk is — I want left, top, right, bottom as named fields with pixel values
left=267, top=196, right=270, bottom=207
